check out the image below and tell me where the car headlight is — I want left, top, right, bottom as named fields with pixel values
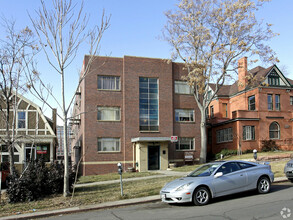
left=175, top=182, right=193, bottom=191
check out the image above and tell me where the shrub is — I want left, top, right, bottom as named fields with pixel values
left=6, top=159, right=76, bottom=203
left=215, top=149, right=237, bottom=159
left=261, top=140, right=279, bottom=152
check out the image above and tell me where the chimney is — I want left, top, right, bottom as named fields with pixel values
left=238, top=57, right=248, bottom=91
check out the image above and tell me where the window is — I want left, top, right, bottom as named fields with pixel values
left=97, top=107, right=120, bottom=121
left=275, top=94, right=280, bottom=110
left=238, top=162, right=256, bottom=169
left=0, top=145, right=20, bottom=163
left=222, top=103, right=228, bottom=118
left=175, top=109, right=194, bottom=122
left=175, top=138, right=194, bottom=151
left=174, top=81, right=193, bottom=94
left=216, top=128, right=233, bottom=143
left=268, top=70, right=280, bottom=86
left=97, top=138, right=120, bottom=152
left=97, top=76, right=120, bottom=90
left=139, top=77, right=159, bottom=131
left=248, top=95, right=255, bottom=110
left=206, top=90, right=212, bottom=100
left=290, top=96, right=293, bottom=105
left=267, top=94, right=273, bottom=110
left=243, top=126, right=255, bottom=141
left=269, top=122, right=280, bottom=139
left=210, top=106, right=214, bottom=118
left=217, top=162, right=241, bottom=175
left=18, top=111, right=26, bottom=129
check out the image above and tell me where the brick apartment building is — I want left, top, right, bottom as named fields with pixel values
left=71, top=56, right=201, bottom=175
left=207, top=57, right=293, bottom=154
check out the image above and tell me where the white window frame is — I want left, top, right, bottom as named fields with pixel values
left=17, top=111, right=26, bottom=129
left=0, top=145, right=20, bottom=163
left=175, top=137, right=195, bottom=151
left=290, top=96, right=293, bottom=105
left=175, top=109, right=195, bottom=122
left=174, top=81, right=193, bottom=95
left=97, top=107, right=120, bottom=121
left=97, top=138, right=120, bottom=152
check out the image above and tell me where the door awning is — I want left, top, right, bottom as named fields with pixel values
left=131, top=137, right=171, bottom=143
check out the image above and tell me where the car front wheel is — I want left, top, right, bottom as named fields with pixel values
left=193, top=187, right=210, bottom=206
left=257, top=177, right=271, bottom=194
left=289, top=178, right=293, bottom=183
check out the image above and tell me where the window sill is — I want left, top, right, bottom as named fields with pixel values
left=97, top=89, right=121, bottom=92
left=139, top=131, right=160, bottom=133
left=243, top=139, right=256, bottom=142
left=175, top=121, right=195, bottom=124
left=98, top=151, right=121, bottom=154
left=175, top=149, right=196, bottom=151
left=97, top=120, right=121, bottom=122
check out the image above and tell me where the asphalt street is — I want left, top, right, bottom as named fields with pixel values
left=43, top=182, right=293, bottom=220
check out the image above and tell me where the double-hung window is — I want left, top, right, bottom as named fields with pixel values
left=97, top=107, right=120, bottom=121
left=275, top=94, right=280, bottom=110
left=18, top=111, right=26, bottom=129
left=175, top=138, right=194, bottom=150
left=267, top=94, right=273, bottom=110
left=248, top=95, right=255, bottom=110
left=97, top=138, right=120, bottom=152
left=175, top=109, right=194, bottom=122
left=290, top=96, right=293, bottom=106
left=97, top=75, right=120, bottom=90
left=243, top=126, right=255, bottom=141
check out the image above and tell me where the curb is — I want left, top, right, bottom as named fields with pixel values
left=0, top=177, right=289, bottom=220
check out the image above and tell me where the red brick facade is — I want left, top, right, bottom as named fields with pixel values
left=71, top=56, right=201, bottom=175
left=208, top=57, right=293, bottom=154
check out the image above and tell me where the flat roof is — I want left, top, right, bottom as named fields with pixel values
left=131, top=137, right=171, bottom=143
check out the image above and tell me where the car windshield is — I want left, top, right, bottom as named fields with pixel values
left=187, top=164, right=221, bottom=177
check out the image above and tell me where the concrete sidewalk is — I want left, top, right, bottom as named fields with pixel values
left=0, top=173, right=289, bottom=220
left=75, top=170, right=189, bottom=188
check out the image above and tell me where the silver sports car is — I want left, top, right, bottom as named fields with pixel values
left=160, top=160, right=274, bottom=206
left=284, top=159, right=293, bottom=183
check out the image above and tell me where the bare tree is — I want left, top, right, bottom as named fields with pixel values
left=28, top=0, right=110, bottom=197
left=0, top=18, right=37, bottom=174
left=163, top=0, right=278, bottom=163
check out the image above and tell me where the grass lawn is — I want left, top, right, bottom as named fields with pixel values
left=172, top=151, right=292, bottom=178
left=77, top=171, right=160, bottom=184
left=0, top=176, right=177, bottom=218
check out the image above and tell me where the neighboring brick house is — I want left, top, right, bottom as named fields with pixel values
left=0, top=93, right=57, bottom=172
left=70, top=55, right=201, bottom=175
left=207, top=57, right=293, bottom=154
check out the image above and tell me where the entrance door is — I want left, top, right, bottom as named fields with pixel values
left=148, top=145, right=160, bottom=170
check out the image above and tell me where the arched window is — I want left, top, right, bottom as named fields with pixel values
left=269, top=122, right=280, bottom=139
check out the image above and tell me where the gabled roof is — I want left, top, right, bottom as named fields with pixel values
left=209, top=64, right=292, bottom=98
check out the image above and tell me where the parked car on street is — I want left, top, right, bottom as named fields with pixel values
left=284, top=159, right=293, bottom=183
left=0, top=162, right=10, bottom=187
left=160, top=160, right=274, bottom=206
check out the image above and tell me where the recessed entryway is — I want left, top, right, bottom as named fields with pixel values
left=148, top=145, right=160, bottom=170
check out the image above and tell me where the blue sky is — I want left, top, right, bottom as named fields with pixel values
left=0, top=0, right=292, bottom=122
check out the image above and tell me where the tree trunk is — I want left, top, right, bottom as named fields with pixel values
left=63, top=119, right=69, bottom=196
left=199, top=110, right=207, bottom=164
left=6, top=101, right=15, bottom=175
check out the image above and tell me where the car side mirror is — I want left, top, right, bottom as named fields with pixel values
left=214, top=172, right=223, bottom=178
